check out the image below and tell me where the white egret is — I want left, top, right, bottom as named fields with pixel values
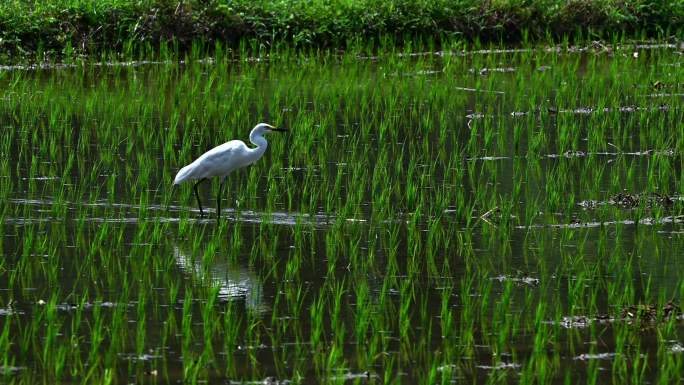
left=173, top=123, right=288, bottom=218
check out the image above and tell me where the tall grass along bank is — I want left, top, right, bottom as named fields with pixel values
left=1, top=0, right=684, bottom=58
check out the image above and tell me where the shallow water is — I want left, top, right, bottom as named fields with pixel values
left=1, top=43, right=684, bottom=383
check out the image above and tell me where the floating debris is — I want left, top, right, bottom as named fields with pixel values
left=55, top=301, right=120, bottom=312
left=55, top=303, right=79, bottom=312
left=455, top=86, right=505, bottom=94
left=610, top=192, right=640, bottom=208
left=554, top=315, right=613, bottom=329
left=414, top=69, right=443, bottom=76
left=510, top=111, right=529, bottom=116
left=553, top=302, right=683, bottom=329
left=609, top=192, right=676, bottom=208
left=471, top=67, right=516, bottom=75
left=327, top=371, right=375, bottom=381
left=574, top=352, right=618, bottom=361
left=0, top=302, right=23, bottom=316
left=579, top=193, right=678, bottom=210
left=507, top=104, right=672, bottom=117
left=262, top=377, right=291, bottom=385
left=465, top=113, right=487, bottom=119
left=0, top=366, right=25, bottom=375
left=647, top=193, right=676, bottom=207
left=492, top=275, right=540, bottom=287
left=621, top=301, right=682, bottom=322
left=118, top=353, right=161, bottom=362
left=545, top=150, right=586, bottom=159
left=228, top=377, right=291, bottom=385
left=476, top=362, right=521, bottom=370
left=646, top=92, right=684, bottom=98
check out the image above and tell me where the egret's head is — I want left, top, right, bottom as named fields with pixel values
left=253, top=123, right=288, bottom=135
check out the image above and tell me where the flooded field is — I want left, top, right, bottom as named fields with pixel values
left=1, top=42, right=684, bottom=383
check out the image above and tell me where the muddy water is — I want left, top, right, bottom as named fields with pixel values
left=2, top=44, right=684, bottom=383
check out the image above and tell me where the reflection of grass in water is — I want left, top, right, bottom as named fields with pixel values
left=0, top=41, right=683, bottom=383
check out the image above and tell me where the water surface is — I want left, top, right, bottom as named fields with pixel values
left=1, top=43, right=684, bottom=383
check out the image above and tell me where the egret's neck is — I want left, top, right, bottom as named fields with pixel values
left=249, top=131, right=268, bottom=148
left=249, top=131, right=268, bottom=158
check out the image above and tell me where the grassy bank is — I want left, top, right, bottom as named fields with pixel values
left=1, top=0, right=684, bottom=58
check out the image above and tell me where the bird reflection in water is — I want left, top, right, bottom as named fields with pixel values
left=173, top=245, right=267, bottom=313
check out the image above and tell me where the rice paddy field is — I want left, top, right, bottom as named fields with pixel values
left=2, top=40, right=684, bottom=384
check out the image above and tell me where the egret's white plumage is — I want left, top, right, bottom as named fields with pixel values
left=174, top=140, right=256, bottom=184
left=174, top=123, right=287, bottom=218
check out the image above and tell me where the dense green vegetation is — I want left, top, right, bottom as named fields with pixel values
left=1, top=41, right=684, bottom=383
left=1, top=0, right=684, bottom=58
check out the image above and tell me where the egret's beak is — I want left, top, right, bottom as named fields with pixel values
left=270, top=127, right=288, bottom=133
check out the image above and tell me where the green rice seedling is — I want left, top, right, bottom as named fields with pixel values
left=3, top=36, right=684, bottom=384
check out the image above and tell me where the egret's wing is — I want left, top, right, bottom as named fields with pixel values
left=174, top=140, right=250, bottom=184
left=199, top=140, right=251, bottom=176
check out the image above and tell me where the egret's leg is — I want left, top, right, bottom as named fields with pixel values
left=193, top=178, right=207, bottom=217
left=217, top=179, right=226, bottom=219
